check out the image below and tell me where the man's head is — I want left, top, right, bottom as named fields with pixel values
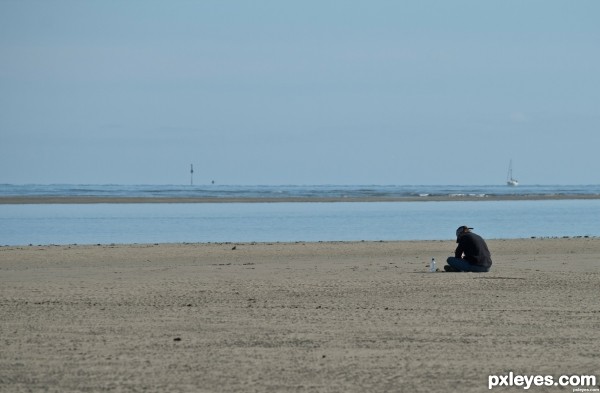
left=456, top=225, right=473, bottom=239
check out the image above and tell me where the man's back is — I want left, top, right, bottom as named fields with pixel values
left=456, top=232, right=492, bottom=267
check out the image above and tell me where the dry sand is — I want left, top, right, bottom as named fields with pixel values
left=1, top=238, right=599, bottom=392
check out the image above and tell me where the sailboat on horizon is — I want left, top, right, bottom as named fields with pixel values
left=506, top=160, right=518, bottom=186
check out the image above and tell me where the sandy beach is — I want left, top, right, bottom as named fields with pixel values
left=1, top=238, right=599, bottom=392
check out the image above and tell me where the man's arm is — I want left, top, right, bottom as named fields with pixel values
left=455, top=244, right=463, bottom=258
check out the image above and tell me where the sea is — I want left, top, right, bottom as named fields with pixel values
left=1, top=184, right=599, bottom=246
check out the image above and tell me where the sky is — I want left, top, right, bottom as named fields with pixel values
left=1, top=1, right=599, bottom=185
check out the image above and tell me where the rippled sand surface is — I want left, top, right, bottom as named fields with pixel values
left=1, top=238, right=598, bottom=392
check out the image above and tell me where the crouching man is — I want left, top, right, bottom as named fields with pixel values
left=445, top=226, right=492, bottom=272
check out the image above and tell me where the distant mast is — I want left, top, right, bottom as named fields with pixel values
left=506, top=160, right=518, bottom=186
left=190, top=164, right=194, bottom=186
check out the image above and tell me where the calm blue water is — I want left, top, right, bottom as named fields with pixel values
left=1, top=199, right=599, bottom=246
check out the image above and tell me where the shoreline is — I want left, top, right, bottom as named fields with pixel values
left=1, top=193, right=600, bottom=204
left=2, top=236, right=598, bottom=248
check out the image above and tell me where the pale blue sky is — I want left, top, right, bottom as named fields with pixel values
left=1, top=1, right=599, bottom=185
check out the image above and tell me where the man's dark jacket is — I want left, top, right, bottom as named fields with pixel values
left=455, top=232, right=492, bottom=268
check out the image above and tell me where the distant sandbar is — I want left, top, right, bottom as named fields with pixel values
left=1, top=194, right=600, bottom=204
